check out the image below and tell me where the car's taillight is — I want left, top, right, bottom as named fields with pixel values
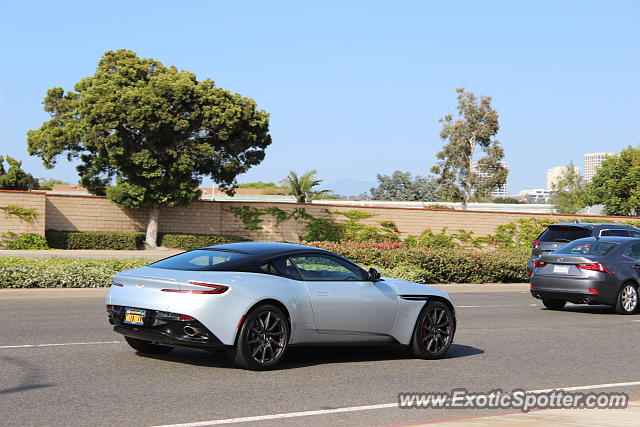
left=534, top=260, right=546, bottom=268
left=577, top=263, right=612, bottom=274
left=589, top=288, right=601, bottom=294
left=179, top=314, right=195, bottom=321
left=532, top=240, right=540, bottom=248
left=161, top=281, right=229, bottom=294
left=111, top=281, right=123, bottom=287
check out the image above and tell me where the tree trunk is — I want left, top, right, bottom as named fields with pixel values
left=145, top=206, right=160, bottom=248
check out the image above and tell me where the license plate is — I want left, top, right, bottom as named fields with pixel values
left=124, top=308, right=146, bottom=325
left=553, top=265, right=569, bottom=274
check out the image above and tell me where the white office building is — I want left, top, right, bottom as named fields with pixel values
left=584, top=152, right=614, bottom=182
left=471, top=161, right=508, bottom=197
left=546, top=165, right=580, bottom=190
left=518, top=188, right=551, bottom=204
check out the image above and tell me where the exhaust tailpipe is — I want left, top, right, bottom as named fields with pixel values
left=183, top=326, right=201, bottom=337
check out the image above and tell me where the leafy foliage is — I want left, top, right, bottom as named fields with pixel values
left=37, top=178, right=70, bottom=190
left=0, top=205, right=39, bottom=223
left=46, top=230, right=146, bottom=250
left=157, top=233, right=246, bottom=251
left=308, top=241, right=529, bottom=284
left=27, top=49, right=271, bottom=246
left=0, top=257, right=149, bottom=288
left=584, top=147, right=639, bottom=215
left=431, top=88, right=507, bottom=207
left=368, top=170, right=439, bottom=201
left=0, top=155, right=40, bottom=190
left=281, top=170, right=329, bottom=203
left=551, top=161, right=586, bottom=214
left=237, top=182, right=283, bottom=189
left=1, top=232, right=49, bottom=249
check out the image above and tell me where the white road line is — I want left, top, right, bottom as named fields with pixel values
left=149, top=380, right=640, bottom=427
left=0, top=340, right=121, bottom=349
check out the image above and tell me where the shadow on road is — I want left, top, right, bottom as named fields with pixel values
left=548, top=304, right=615, bottom=315
left=0, top=356, right=55, bottom=395
left=134, top=342, right=484, bottom=370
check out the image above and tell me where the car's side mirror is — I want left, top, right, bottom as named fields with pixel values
left=368, top=267, right=381, bottom=282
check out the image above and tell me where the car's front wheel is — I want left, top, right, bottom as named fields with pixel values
left=542, top=298, right=566, bottom=310
left=615, top=283, right=638, bottom=315
left=228, top=304, right=290, bottom=370
left=411, top=301, right=454, bottom=359
left=124, top=336, right=174, bottom=354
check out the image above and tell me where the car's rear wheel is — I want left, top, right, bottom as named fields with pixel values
left=124, top=336, right=174, bottom=354
left=228, top=304, right=290, bottom=370
left=411, top=301, right=454, bottom=359
left=615, top=283, right=638, bottom=315
left=542, top=298, right=566, bottom=310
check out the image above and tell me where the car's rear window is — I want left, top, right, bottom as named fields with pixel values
left=149, top=250, right=247, bottom=271
left=554, top=241, right=618, bottom=256
left=538, top=226, right=591, bottom=242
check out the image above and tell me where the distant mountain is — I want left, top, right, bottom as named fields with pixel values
left=321, top=178, right=376, bottom=197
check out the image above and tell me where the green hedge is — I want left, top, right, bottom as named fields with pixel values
left=45, top=231, right=247, bottom=251
left=158, top=233, right=247, bottom=251
left=308, top=241, right=529, bottom=283
left=0, top=257, right=150, bottom=288
left=46, top=231, right=145, bottom=250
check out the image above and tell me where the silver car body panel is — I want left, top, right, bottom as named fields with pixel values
left=107, top=266, right=454, bottom=346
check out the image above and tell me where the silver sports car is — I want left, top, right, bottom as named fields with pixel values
left=106, top=242, right=456, bottom=370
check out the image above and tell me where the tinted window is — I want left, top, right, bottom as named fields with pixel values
left=624, top=243, right=640, bottom=261
left=629, top=230, right=640, bottom=238
left=290, top=255, right=365, bottom=281
left=259, top=258, right=303, bottom=280
left=555, top=241, right=618, bottom=256
left=600, top=229, right=630, bottom=237
left=149, top=250, right=246, bottom=271
left=539, top=226, right=591, bottom=242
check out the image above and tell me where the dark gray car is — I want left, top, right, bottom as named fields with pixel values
left=530, top=236, right=640, bottom=314
left=528, top=222, right=640, bottom=274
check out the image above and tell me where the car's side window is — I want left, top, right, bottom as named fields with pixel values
left=601, top=229, right=630, bottom=237
left=630, top=230, right=640, bottom=238
left=289, top=255, right=365, bottom=281
left=259, top=258, right=303, bottom=281
left=624, top=243, right=640, bottom=261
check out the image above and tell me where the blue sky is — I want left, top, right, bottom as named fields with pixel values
left=1, top=1, right=638, bottom=195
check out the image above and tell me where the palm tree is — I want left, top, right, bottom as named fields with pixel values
left=282, top=170, right=329, bottom=203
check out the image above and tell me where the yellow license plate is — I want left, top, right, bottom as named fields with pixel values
left=124, top=308, right=146, bottom=325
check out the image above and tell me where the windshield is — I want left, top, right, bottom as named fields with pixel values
left=149, top=250, right=247, bottom=271
left=554, top=241, right=618, bottom=256
left=539, top=226, right=591, bottom=243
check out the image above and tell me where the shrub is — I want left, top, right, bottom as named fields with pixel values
left=307, top=241, right=529, bottom=284
left=158, top=233, right=247, bottom=251
left=0, top=257, right=149, bottom=288
left=1, top=232, right=49, bottom=249
left=46, top=230, right=145, bottom=250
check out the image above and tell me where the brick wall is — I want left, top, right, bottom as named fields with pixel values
left=2, top=190, right=638, bottom=241
left=0, top=191, right=46, bottom=235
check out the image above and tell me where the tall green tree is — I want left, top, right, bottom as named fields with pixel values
left=0, top=155, right=40, bottom=190
left=27, top=50, right=271, bottom=247
left=550, top=160, right=586, bottom=214
left=369, top=170, right=439, bottom=201
left=431, top=88, right=507, bottom=209
left=584, top=147, right=639, bottom=215
left=281, top=170, right=328, bottom=203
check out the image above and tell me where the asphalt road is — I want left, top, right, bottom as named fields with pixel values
left=2, top=289, right=640, bottom=426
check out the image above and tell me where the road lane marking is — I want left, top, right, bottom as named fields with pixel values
left=0, top=340, right=121, bottom=349
left=150, top=380, right=640, bottom=427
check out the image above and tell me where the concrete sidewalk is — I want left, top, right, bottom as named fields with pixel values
left=420, top=401, right=640, bottom=426
left=0, top=248, right=183, bottom=259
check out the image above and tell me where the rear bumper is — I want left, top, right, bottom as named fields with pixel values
left=530, top=276, right=618, bottom=305
left=108, top=306, right=229, bottom=350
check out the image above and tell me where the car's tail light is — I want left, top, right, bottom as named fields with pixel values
left=589, top=288, right=601, bottom=294
left=111, top=281, right=123, bottom=287
left=161, top=281, right=229, bottom=294
left=534, top=260, right=546, bottom=268
left=577, top=263, right=612, bottom=274
left=532, top=240, right=540, bottom=248
left=527, top=271, right=532, bottom=276
left=179, top=314, right=195, bottom=321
